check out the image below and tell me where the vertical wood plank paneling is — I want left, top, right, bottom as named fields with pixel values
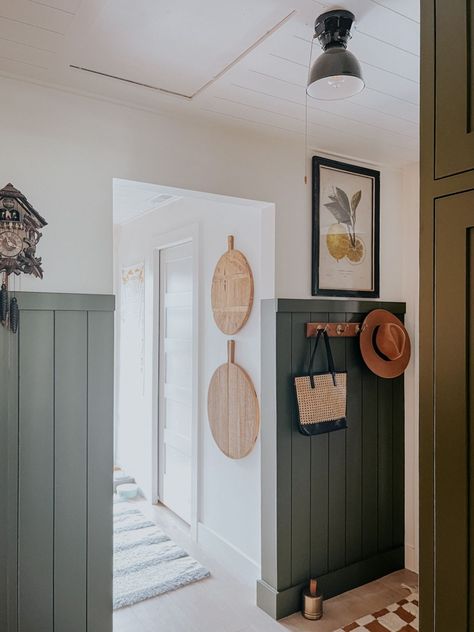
left=18, top=310, right=54, bottom=632
left=290, top=312, right=311, bottom=585
left=0, top=328, right=18, bottom=632
left=0, top=329, right=7, bottom=632
left=275, top=312, right=293, bottom=590
left=327, top=312, right=346, bottom=571
left=54, top=311, right=88, bottom=631
left=309, top=311, right=329, bottom=578
left=377, top=378, right=393, bottom=551
left=344, top=313, right=362, bottom=565
left=7, top=331, right=18, bottom=632
left=362, top=365, right=378, bottom=558
left=260, top=301, right=278, bottom=587
left=470, top=228, right=474, bottom=632
left=259, top=299, right=405, bottom=620
left=87, top=311, right=114, bottom=632
left=392, top=373, right=405, bottom=548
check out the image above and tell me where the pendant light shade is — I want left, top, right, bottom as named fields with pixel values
left=307, top=10, right=364, bottom=100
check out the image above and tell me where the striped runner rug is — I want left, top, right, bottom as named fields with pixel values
left=113, top=503, right=210, bottom=609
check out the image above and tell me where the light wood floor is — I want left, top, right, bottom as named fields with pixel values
left=113, top=502, right=418, bottom=632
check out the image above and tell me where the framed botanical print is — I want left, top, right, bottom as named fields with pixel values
left=312, top=156, right=380, bottom=298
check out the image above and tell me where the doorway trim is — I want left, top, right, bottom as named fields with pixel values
left=151, top=223, right=200, bottom=539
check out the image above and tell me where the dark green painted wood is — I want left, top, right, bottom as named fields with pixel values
left=258, top=546, right=404, bottom=620
left=390, top=316, right=405, bottom=552
left=260, top=300, right=278, bottom=587
left=327, top=312, right=347, bottom=571
left=0, top=330, right=6, bottom=632
left=433, top=198, right=472, bottom=631
left=16, top=291, right=115, bottom=312
left=275, top=312, right=293, bottom=590
left=377, top=378, right=393, bottom=552
left=274, top=299, right=406, bottom=315
left=345, top=312, right=363, bottom=565
left=87, top=311, right=114, bottom=632
left=361, top=364, right=378, bottom=558
left=256, top=580, right=279, bottom=620
left=54, top=311, right=88, bottom=632
left=0, top=293, right=115, bottom=632
left=434, top=0, right=474, bottom=178
left=258, top=298, right=405, bottom=620
left=290, top=312, right=311, bottom=585
left=18, top=310, right=55, bottom=632
left=392, top=374, right=405, bottom=548
left=420, top=2, right=474, bottom=629
left=470, top=230, right=474, bottom=632
left=0, top=327, right=18, bottom=631
left=309, top=311, right=329, bottom=578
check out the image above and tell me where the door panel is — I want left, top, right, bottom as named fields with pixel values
left=434, top=191, right=474, bottom=631
left=159, top=241, right=193, bottom=524
left=435, top=0, right=474, bottom=178
left=421, top=1, right=474, bottom=629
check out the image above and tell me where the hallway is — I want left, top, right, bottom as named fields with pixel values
left=113, top=502, right=417, bottom=632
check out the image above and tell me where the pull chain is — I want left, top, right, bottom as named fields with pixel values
left=304, top=35, right=316, bottom=185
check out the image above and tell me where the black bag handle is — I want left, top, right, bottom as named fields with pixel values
left=308, top=329, right=337, bottom=388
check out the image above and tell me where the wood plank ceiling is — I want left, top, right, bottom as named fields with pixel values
left=0, top=0, right=419, bottom=166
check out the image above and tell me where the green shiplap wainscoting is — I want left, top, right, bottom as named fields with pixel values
left=257, top=299, right=405, bottom=620
left=0, top=292, right=115, bottom=632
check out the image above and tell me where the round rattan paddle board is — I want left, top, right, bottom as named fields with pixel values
left=211, top=235, right=254, bottom=335
left=207, top=340, right=259, bottom=459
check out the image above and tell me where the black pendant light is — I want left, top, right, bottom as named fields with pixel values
left=307, top=10, right=364, bottom=100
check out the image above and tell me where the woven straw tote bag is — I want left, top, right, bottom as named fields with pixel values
left=294, top=329, right=347, bottom=435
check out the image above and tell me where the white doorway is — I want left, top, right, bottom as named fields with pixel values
left=114, top=179, right=275, bottom=569
left=157, top=240, right=194, bottom=525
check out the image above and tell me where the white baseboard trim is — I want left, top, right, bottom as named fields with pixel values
left=405, top=544, right=418, bottom=573
left=197, top=522, right=261, bottom=587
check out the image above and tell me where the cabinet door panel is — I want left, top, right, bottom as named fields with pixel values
left=435, top=0, right=474, bottom=178
left=434, top=190, right=474, bottom=630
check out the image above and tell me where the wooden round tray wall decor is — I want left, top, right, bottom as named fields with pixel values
left=207, top=340, right=259, bottom=459
left=211, top=235, right=254, bottom=335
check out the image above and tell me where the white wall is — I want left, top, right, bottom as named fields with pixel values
left=1, top=76, right=419, bottom=576
left=115, top=194, right=274, bottom=580
left=1, top=76, right=404, bottom=302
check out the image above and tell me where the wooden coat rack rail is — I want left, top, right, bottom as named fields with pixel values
left=306, top=322, right=366, bottom=338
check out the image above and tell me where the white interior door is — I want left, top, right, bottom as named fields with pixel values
left=158, top=241, right=193, bottom=524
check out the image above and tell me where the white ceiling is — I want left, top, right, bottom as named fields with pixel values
left=0, top=0, right=419, bottom=166
left=113, top=180, right=182, bottom=225
left=113, top=178, right=270, bottom=225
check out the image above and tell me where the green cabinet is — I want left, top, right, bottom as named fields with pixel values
left=421, top=2, right=474, bottom=629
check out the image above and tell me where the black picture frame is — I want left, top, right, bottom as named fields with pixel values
left=312, top=155, right=380, bottom=298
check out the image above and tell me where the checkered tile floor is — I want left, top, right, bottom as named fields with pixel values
left=333, top=592, right=418, bottom=632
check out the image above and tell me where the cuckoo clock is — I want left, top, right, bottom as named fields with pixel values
left=0, top=183, right=47, bottom=333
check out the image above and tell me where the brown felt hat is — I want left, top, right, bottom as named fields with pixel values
left=360, top=309, right=411, bottom=378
